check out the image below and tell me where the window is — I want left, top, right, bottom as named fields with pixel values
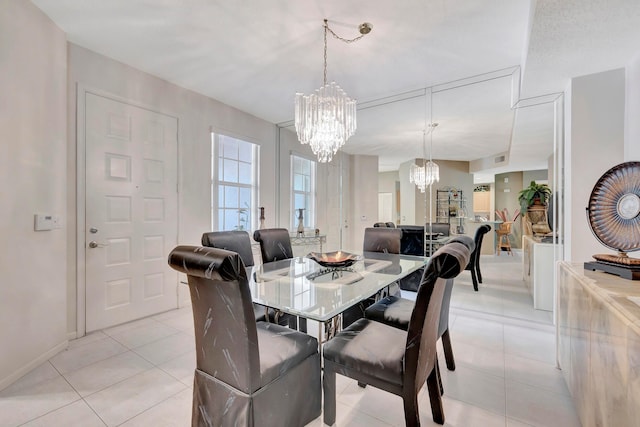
left=291, top=154, right=316, bottom=229
left=212, top=133, right=259, bottom=231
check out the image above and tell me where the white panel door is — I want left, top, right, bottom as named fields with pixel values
left=378, top=192, right=393, bottom=223
left=84, top=93, right=178, bottom=332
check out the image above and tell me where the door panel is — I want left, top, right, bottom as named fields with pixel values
left=84, top=93, right=178, bottom=332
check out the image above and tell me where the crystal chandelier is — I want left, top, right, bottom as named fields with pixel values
left=295, top=19, right=372, bottom=163
left=409, top=124, right=440, bottom=192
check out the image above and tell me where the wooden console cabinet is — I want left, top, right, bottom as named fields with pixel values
left=557, top=262, right=640, bottom=426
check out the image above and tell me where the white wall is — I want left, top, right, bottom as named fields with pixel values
left=67, top=44, right=278, bottom=328
left=347, top=155, right=379, bottom=251
left=565, top=68, right=625, bottom=262
left=67, top=45, right=372, bottom=336
left=399, top=160, right=417, bottom=224
left=625, top=52, right=640, bottom=160
left=0, top=0, right=68, bottom=389
left=276, top=127, right=349, bottom=251
left=378, top=171, right=399, bottom=223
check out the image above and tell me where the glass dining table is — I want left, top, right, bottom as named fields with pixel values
left=248, top=251, right=428, bottom=343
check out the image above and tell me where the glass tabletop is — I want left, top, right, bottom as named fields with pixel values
left=248, top=251, right=428, bottom=322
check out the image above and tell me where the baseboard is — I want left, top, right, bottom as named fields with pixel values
left=0, top=340, right=68, bottom=391
left=67, top=331, right=78, bottom=341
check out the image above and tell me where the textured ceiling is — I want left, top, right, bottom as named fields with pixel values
left=30, top=0, right=640, bottom=176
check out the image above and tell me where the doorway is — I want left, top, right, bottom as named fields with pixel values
left=78, top=90, right=178, bottom=333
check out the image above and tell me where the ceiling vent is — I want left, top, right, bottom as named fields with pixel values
left=494, top=155, right=506, bottom=163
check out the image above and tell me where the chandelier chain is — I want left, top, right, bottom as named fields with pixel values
left=323, top=19, right=367, bottom=85
left=295, top=19, right=371, bottom=162
left=324, top=20, right=367, bottom=44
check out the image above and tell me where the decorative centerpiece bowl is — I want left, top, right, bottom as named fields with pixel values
left=307, top=251, right=361, bottom=268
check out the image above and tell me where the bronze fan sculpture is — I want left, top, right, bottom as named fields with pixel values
left=584, top=161, right=640, bottom=279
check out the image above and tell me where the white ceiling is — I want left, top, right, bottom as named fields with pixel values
left=31, top=0, right=640, bottom=177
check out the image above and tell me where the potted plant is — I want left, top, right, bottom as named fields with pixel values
left=518, top=181, right=552, bottom=212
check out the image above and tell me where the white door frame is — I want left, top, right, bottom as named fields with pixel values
left=75, top=84, right=180, bottom=338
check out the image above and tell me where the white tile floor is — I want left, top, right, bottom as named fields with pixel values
left=0, top=251, right=581, bottom=426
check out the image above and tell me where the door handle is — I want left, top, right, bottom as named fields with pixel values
left=88, top=241, right=108, bottom=248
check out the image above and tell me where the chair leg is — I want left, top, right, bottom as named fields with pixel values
left=471, top=268, right=479, bottom=291
left=287, top=315, right=298, bottom=329
left=426, top=367, right=445, bottom=425
left=436, top=358, right=444, bottom=396
left=323, top=367, right=337, bottom=426
left=441, top=329, right=456, bottom=371
left=402, top=394, right=420, bottom=427
left=477, top=263, right=483, bottom=283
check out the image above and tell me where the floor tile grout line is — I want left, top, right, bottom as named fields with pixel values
left=110, top=385, right=190, bottom=427
left=108, top=328, right=184, bottom=351
left=504, top=377, right=572, bottom=398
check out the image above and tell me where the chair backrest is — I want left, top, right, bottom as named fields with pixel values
left=398, top=225, right=424, bottom=255
left=426, top=222, right=451, bottom=237
left=497, top=221, right=513, bottom=233
left=385, top=222, right=396, bottom=228
left=167, top=245, right=260, bottom=393
left=253, top=228, right=293, bottom=263
left=363, top=227, right=402, bottom=254
left=404, top=242, right=470, bottom=393
left=201, top=230, right=255, bottom=267
left=373, top=222, right=387, bottom=227
left=472, top=224, right=492, bottom=262
left=447, top=235, right=475, bottom=268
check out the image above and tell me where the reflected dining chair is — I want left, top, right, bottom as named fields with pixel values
left=322, top=242, right=471, bottom=426
left=363, top=227, right=402, bottom=254
left=342, top=227, right=403, bottom=327
left=364, top=236, right=475, bottom=372
left=450, top=224, right=491, bottom=291
left=496, top=221, right=514, bottom=256
left=168, top=246, right=321, bottom=427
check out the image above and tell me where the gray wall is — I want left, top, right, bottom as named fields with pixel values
left=523, top=169, right=548, bottom=185
left=0, top=0, right=68, bottom=389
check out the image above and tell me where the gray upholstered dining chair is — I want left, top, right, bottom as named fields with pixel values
left=364, top=236, right=475, bottom=372
left=168, top=245, right=321, bottom=427
left=202, top=230, right=255, bottom=266
left=251, top=228, right=300, bottom=329
left=202, top=230, right=293, bottom=325
left=252, top=228, right=293, bottom=263
left=341, top=227, right=403, bottom=327
left=322, top=242, right=471, bottom=426
left=363, top=227, right=402, bottom=254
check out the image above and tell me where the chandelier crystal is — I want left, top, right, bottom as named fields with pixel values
left=295, top=82, right=356, bottom=163
left=410, top=126, right=440, bottom=192
left=409, top=161, right=440, bottom=193
left=295, top=19, right=371, bottom=163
